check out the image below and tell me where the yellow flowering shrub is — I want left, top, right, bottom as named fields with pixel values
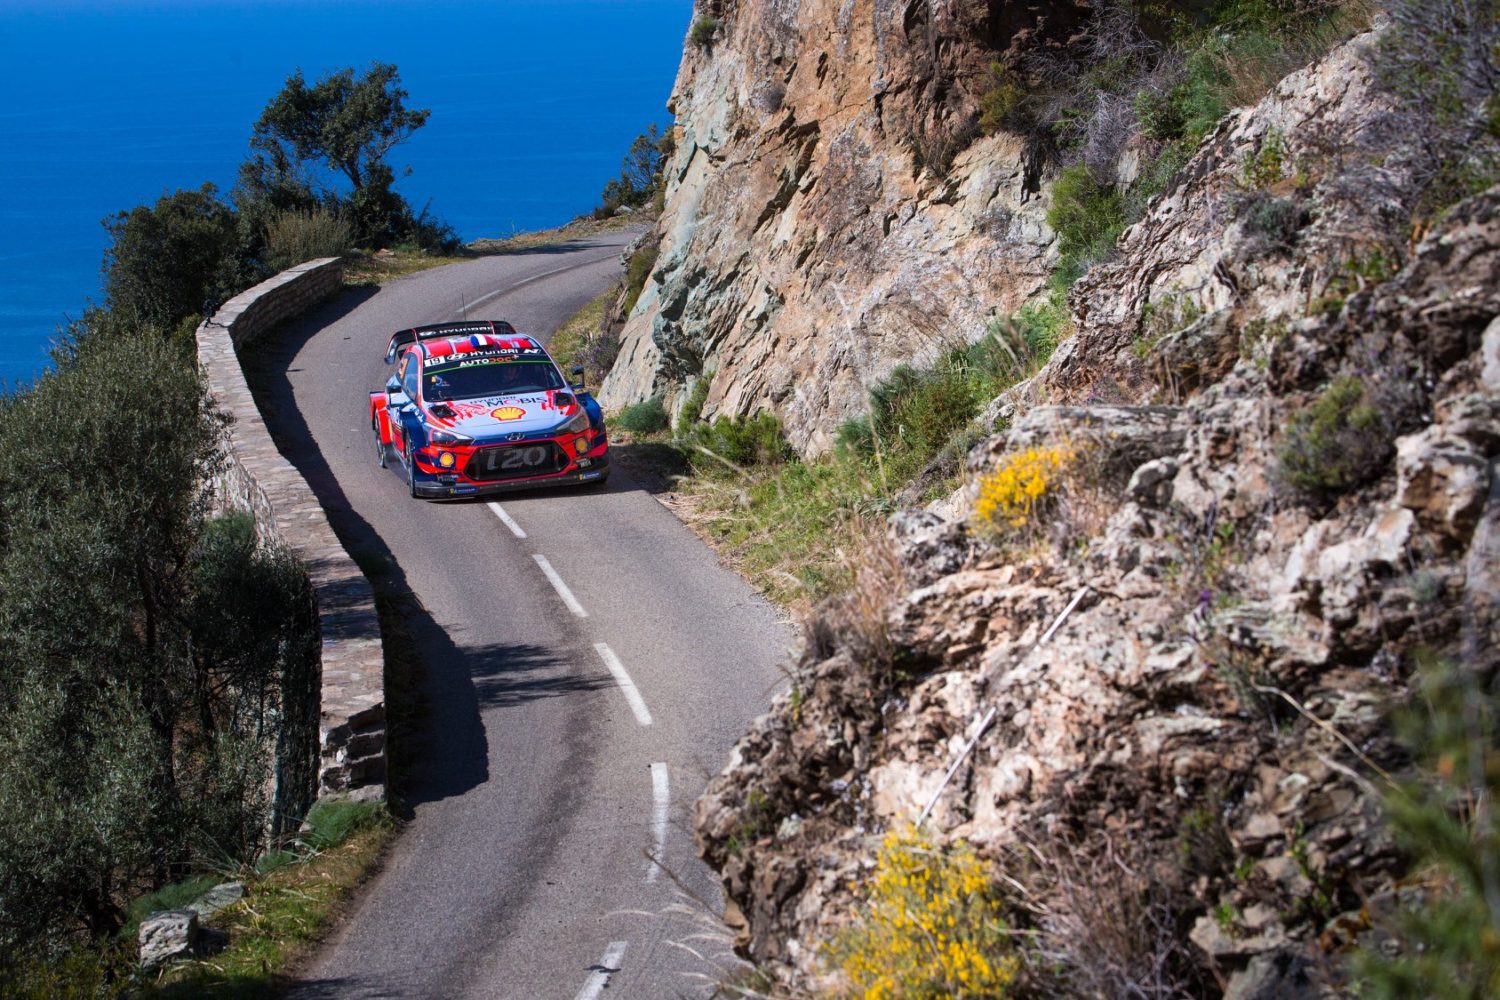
left=972, top=445, right=1073, bottom=532
left=830, top=826, right=1018, bottom=999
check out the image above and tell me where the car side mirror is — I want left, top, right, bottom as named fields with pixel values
left=570, top=365, right=586, bottom=390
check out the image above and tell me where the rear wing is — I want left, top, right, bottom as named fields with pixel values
left=383, top=320, right=517, bottom=364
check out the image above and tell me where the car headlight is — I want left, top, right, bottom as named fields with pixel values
left=429, top=428, right=473, bottom=446
left=559, top=411, right=590, bottom=435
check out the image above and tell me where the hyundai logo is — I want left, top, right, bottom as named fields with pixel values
left=504, top=432, right=525, bottom=442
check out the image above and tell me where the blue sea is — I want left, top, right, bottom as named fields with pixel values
left=0, top=0, right=688, bottom=387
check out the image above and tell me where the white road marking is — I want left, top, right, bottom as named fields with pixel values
left=534, top=554, right=587, bottom=617
left=460, top=252, right=626, bottom=315
left=487, top=501, right=526, bottom=538
left=573, top=940, right=627, bottom=1000
left=647, top=763, right=670, bottom=884
left=594, top=643, right=652, bottom=726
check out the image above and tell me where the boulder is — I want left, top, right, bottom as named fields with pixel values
left=138, top=910, right=199, bottom=971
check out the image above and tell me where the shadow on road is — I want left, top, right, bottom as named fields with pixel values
left=465, top=640, right=611, bottom=709
left=241, top=288, right=491, bottom=812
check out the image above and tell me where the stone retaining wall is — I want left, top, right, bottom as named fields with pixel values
left=196, top=259, right=387, bottom=804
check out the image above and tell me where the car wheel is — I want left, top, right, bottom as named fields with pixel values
left=405, top=444, right=419, bottom=498
left=373, top=419, right=387, bottom=468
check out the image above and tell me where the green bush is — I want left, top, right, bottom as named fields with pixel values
left=102, top=183, right=243, bottom=329
left=1372, top=0, right=1500, bottom=225
left=1240, top=191, right=1304, bottom=250
left=614, top=396, right=669, bottom=434
left=298, top=800, right=391, bottom=853
left=1047, top=163, right=1127, bottom=276
left=689, top=15, right=719, bottom=47
left=263, top=205, right=353, bottom=274
left=979, top=62, right=1031, bottom=135
left=681, top=413, right=793, bottom=471
left=1354, top=654, right=1500, bottom=998
left=0, top=331, right=317, bottom=965
left=622, top=240, right=659, bottom=317
left=594, top=124, right=673, bottom=218
left=1275, top=376, right=1394, bottom=503
left=676, top=373, right=713, bottom=431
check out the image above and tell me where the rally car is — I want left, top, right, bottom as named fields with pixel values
left=369, top=320, right=609, bottom=499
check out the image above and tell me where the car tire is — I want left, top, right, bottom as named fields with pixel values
left=373, top=419, right=387, bottom=468
left=405, top=444, right=419, bottom=498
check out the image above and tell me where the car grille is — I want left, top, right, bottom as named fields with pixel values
left=465, top=442, right=568, bottom=482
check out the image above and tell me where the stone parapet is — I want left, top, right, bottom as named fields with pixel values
left=195, top=258, right=386, bottom=804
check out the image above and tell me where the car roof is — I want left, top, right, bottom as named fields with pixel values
left=411, top=333, right=549, bottom=364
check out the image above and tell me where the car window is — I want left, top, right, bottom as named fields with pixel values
left=401, top=355, right=420, bottom=399
left=422, top=360, right=565, bottom=400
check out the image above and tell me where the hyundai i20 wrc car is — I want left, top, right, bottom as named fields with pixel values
left=370, top=321, right=609, bottom=499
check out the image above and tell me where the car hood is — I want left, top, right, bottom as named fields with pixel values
left=425, top=391, right=580, bottom=439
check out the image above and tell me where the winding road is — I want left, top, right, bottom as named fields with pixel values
left=250, top=230, right=791, bottom=999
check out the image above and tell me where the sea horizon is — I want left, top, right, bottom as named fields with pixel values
left=0, top=0, right=688, bottom=387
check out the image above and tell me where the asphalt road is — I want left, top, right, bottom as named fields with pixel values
left=252, top=232, right=792, bottom=999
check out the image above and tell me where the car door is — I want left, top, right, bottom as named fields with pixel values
left=393, top=353, right=420, bottom=454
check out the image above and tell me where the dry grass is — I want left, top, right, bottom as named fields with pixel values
left=342, top=214, right=645, bottom=286
left=342, top=248, right=459, bottom=285
left=802, top=515, right=908, bottom=668
left=1017, top=836, right=1208, bottom=999
left=466, top=213, right=639, bottom=255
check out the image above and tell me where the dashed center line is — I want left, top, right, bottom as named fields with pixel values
left=487, top=501, right=526, bottom=538
left=647, top=763, right=670, bottom=884
left=573, top=940, right=627, bottom=1000
left=594, top=642, right=652, bottom=726
left=534, top=553, right=588, bottom=617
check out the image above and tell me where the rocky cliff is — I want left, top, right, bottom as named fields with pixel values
left=691, top=22, right=1500, bottom=997
left=599, top=0, right=1092, bottom=452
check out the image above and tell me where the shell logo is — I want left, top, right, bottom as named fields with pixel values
left=491, top=406, right=527, bottom=421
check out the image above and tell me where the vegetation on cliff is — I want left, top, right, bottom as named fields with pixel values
left=625, top=0, right=1500, bottom=997
left=0, top=330, right=321, bottom=989
left=0, top=59, right=457, bottom=996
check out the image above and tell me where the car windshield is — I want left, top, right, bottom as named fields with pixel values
left=423, top=359, right=565, bottom=401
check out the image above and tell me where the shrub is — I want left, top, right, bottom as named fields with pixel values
left=1047, top=163, right=1126, bottom=275
left=0, top=332, right=316, bottom=964
left=689, top=15, right=719, bottom=47
left=1275, top=375, right=1394, bottom=503
left=973, top=446, right=1073, bottom=533
left=547, top=285, right=622, bottom=385
left=675, top=372, right=712, bottom=430
left=908, top=115, right=981, bottom=179
left=829, top=826, right=1018, bottom=999
left=681, top=412, right=792, bottom=471
left=1240, top=129, right=1286, bottom=189
left=871, top=363, right=983, bottom=468
left=1024, top=837, right=1211, bottom=998
left=594, top=124, right=673, bottom=217
left=1239, top=190, right=1304, bottom=251
left=102, top=183, right=242, bottom=329
left=263, top=205, right=352, bottom=272
left=622, top=240, right=659, bottom=317
left=614, top=396, right=669, bottom=435
left=1369, top=0, right=1500, bottom=226
left=978, top=62, right=1031, bottom=135
left=1354, top=654, right=1500, bottom=998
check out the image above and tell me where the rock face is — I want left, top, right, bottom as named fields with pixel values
left=600, top=0, right=1090, bottom=452
left=693, top=27, right=1500, bottom=996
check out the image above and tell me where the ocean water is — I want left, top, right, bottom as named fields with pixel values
left=0, top=0, right=688, bottom=387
